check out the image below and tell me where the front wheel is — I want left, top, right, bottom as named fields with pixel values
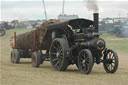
left=103, top=49, right=119, bottom=73
left=77, top=49, right=94, bottom=74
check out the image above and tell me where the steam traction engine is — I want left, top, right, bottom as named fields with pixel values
left=10, top=13, right=119, bottom=74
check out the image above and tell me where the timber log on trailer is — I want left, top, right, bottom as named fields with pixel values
left=10, top=20, right=60, bottom=50
left=10, top=13, right=119, bottom=74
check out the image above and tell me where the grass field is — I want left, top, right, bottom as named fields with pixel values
left=0, top=29, right=128, bottom=85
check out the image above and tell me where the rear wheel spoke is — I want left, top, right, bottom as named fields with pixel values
left=55, top=61, right=59, bottom=67
left=53, top=58, right=59, bottom=62
left=51, top=53, right=56, bottom=55
left=55, top=41, right=60, bottom=49
left=53, top=45, right=58, bottom=51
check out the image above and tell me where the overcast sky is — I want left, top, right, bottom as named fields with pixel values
left=1, top=0, right=128, bottom=21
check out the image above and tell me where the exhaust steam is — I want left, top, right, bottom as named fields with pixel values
left=85, top=0, right=99, bottom=13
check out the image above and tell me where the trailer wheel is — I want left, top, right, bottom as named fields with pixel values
left=103, top=49, right=119, bottom=73
left=32, top=51, right=41, bottom=67
left=10, top=49, right=20, bottom=64
left=77, top=49, right=93, bottom=74
left=50, top=38, right=69, bottom=71
left=11, top=50, right=14, bottom=63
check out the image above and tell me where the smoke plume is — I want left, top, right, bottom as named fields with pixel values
left=120, top=22, right=128, bottom=37
left=85, top=0, right=99, bottom=13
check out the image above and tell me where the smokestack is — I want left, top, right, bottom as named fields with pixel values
left=94, top=13, right=99, bottom=32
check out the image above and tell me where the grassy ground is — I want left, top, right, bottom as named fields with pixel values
left=0, top=29, right=128, bottom=85
left=101, top=33, right=128, bottom=52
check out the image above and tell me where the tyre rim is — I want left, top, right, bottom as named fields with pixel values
left=50, top=40, right=63, bottom=69
left=105, top=51, right=116, bottom=71
left=79, top=51, right=89, bottom=72
left=33, top=56, right=36, bottom=64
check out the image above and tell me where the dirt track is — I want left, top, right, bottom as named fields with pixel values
left=0, top=30, right=128, bottom=85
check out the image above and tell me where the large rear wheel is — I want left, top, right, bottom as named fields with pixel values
left=77, top=49, right=93, bottom=74
left=103, top=49, right=119, bottom=73
left=50, top=38, right=69, bottom=71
